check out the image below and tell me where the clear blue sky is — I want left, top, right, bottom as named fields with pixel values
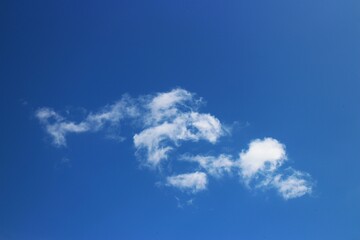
left=1, top=0, right=360, bottom=239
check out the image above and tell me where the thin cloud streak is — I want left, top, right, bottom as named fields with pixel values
left=36, top=96, right=138, bottom=146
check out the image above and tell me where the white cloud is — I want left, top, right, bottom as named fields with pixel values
left=35, top=88, right=314, bottom=200
left=36, top=108, right=90, bottom=146
left=239, top=138, right=287, bottom=180
left=37, top=89, right=224, bottom=158
left=36, top=108, right=63, bottom=122
left=166, top=172, right=207, bottom=193
left=182, top=138, right=312, bottom=200
left=271, top=171, right=313, bottom=199
left=134, top=112, right=224, bottom=167
left=133, top=89, right=224, bottom=167
left=36, top=97, right=139, bottom=147
left=189, top=112, right=223, bottom=143
left=182, top=154, right=235, bottom=177
left=46, top=121, right=89, bottom=146
left=146, top=88, right=196, bottom=125
left=133, top=122, right=177, bottom=165
left=86, top=96, right=139, bottom=130
left=236, top=138, right=312, bottom=199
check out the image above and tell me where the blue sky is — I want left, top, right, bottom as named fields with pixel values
left=1, top=0, right=360, bottom=239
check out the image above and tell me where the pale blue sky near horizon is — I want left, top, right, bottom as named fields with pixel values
left=1, top=0, right=360, bottom=239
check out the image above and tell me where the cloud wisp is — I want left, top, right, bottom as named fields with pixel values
left=166, top=172, right=208, bottom=193
left=36, top=95, right=138, bottom=146
left=36, top=88, right=313, bottom=200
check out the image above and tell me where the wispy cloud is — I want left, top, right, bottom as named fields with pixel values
left=35, top=88, right=313, bottom=200
left=134, top=88, right=224, bottom=167
left=262, top=170, right=313, bottom=200
left=36, top=96, right=138, bottom=146
left=134, top=111, right=224, bottom=167
left=181, top=154, right=234, bottom=178
left=36, top=108, right=90, bottom=146
left=166, top=172, right=208, bottom=193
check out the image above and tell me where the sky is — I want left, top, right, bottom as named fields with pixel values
left=1, top=0, right=360, bottom=239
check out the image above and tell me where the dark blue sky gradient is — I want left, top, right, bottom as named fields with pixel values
left=1, top=0, right=360, bottom=239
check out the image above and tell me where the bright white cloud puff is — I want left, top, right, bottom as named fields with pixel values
left=36, top=88, right=313, bottom=200
left=239, top=138, right=287, bottom=180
